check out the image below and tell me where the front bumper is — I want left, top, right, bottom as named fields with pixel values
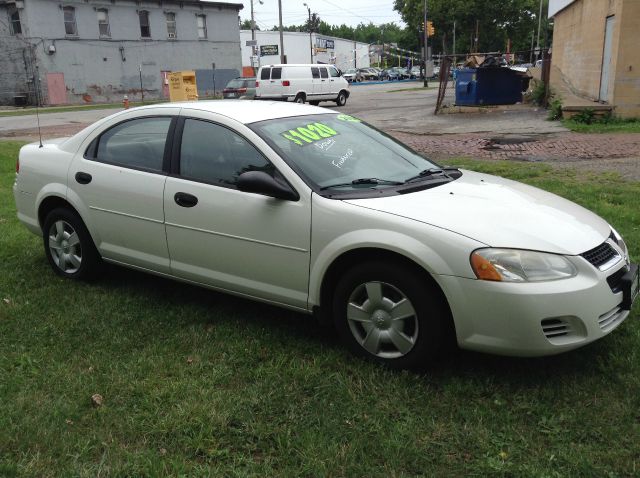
left=437, top=259, right=636, bottom=357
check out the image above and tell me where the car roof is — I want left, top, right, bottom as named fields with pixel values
left=127, top=100, right=336, bottom=124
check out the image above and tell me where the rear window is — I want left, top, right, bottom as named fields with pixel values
left=260, top=68, right=271, bottom=80
left=320, top=68, right=328, bottom=79
left=226, top=79, right=244, bottom=88
left=271, top=67, right=282, bottom=79
left=311, top=67, right=320, bottom=79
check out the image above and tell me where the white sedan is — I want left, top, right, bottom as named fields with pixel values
left=13, top=101, right=638, bottom=368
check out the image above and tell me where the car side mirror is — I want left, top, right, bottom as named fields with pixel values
left=237, top=171, right=299, bottom=201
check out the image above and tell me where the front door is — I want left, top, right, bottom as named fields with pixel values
left=599, top=15, right=615, bottom=103
left=163, top=115, right=311, bottom=309
left=68, top=112, right=176, bottom=273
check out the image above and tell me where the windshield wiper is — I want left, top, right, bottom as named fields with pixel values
left=320, top=178, right=404, bottom=191
left=404, top=167, right=459, bottom=184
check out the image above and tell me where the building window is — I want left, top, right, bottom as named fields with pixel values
left=63, top=6, right=77, bottom=36
left=165, top=12, right=177, bottom=38
left=97, top=9, right=110, bottom=38
left=8, top=7, right=21, bottom=35
left=139, top=10, right=151, bottom=38
left=196, top=14, right=207, bottom=39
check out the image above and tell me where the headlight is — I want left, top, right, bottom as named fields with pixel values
left=470, top=248, right=578, bottom=282
left=610, top=227, right=629, bottom=260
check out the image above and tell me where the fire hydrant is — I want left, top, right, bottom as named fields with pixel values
left=123, top=95, right=130, bottom=109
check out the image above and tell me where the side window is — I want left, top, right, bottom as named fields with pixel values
left=329, top=67, right=340, bottom=78
left=179, top=119, right=273, bottom=187
left=95, top=117, right=171, bottom=172
left=260, top=68, right=271, bottom=80
left=63, top=6, right=77, bottom=36
left=139, top=10, right=151, bottom=38
left=320, top=68, right=328, bottom=79
left=311, top=67, right=320, bottom=79
left=271, top=67, right=282, bottom=80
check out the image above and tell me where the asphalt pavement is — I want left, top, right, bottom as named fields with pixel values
left=0, top=80, right=567, bottom=140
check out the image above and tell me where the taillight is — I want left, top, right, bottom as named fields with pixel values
left=238, top=88, right=247, bottom=93
left=223, top=88, right=231, bottom=93
left=282, top=80, right=290, bottom=86
left=16, top=157, right=19, bottom=174
left=255, top=81, right=259, bottom=87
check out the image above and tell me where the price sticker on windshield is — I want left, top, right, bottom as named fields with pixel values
left=281, top=122, right=339, bottom=147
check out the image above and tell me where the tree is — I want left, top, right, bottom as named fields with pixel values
left=240, top=19, right=260, bottom=31
left=393, top=0, right=552, bottom=58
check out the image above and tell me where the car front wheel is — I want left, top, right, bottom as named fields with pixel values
left=43, top=208, right=101, bottom=280
left=335, top=91, right=348, bottom=107
left=332, top=261, right=450, bottom=369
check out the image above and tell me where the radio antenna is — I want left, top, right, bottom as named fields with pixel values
left=34, top=66, right=43, bottom=148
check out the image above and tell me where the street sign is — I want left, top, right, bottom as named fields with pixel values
left=246, top=40, right=257, bottom=46
left=260, top=45, right=279, bottom=56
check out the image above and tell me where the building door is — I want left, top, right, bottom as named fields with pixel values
left=599, top=16, right=615, bottom=103
left=161, top=71, right=171, bottom=98
left=46, top=73, right=67, bottom=105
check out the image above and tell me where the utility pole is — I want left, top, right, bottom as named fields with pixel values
left=250, top=0, right=263, bottom=70
left=474, top=20, right=479, bottom=52
left=453, top=20, right=456, bottom=57
left=278, top=0, right=285, bottom=63
left=423, top=0, right=428, bottom=87
left=303, top=3, right=313, bottom=63
left=536, top=0, right=543, bottom=60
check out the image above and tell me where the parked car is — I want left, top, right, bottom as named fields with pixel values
left=255, top=64, right=350, bottom=106
left=380, top=68, right=400, bottom=81
left=13, top=102, right=638, bottom=369
left=222, top=77, right=256, bottom=99
left=358, top=68, right=378, bottom=81
left=410, top=66, right=421, bottom=79
left=391, top=67, right=411, bottom=80
left=342, top=68, right=364, bottom=83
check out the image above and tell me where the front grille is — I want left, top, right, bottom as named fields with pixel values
left=606, top=267, right=628, bottom=293
left=541, top=318, right=572, bottom=338
left=580, top=241, right=619, bottom=269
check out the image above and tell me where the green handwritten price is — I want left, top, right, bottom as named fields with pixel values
left=281, top=122, right=338, bottom=146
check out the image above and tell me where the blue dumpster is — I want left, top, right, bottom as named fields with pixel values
left=455, top=67, right=523, bottom=106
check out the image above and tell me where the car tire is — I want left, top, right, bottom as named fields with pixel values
left=332, top=261, right=451, bottom=369
left=309, top=100, right=320, bottom=106
left=43, top=207, right=101, bottom=280
left=335, top=91, right=348, bottom=107
left=294, top=94, right=305, bottom=104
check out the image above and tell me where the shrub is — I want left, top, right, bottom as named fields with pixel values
left=547, top=98, right=563, bottom=121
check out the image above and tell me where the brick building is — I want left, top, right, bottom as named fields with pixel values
left=548, top=0, right=640, bottom=118
left=0, top=0, right=243, bottom=106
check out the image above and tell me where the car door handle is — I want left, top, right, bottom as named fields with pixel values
left=75, top=172, right=92, bottom=184
left=174, top=192, right=198, bottom=208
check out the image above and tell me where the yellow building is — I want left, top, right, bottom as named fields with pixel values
left=549, top=0, right=640, bottom=118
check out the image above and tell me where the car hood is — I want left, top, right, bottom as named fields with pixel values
left=344, top=170, right=610, bottom=255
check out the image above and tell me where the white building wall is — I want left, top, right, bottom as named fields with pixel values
left=240, top=30, right=370, bottom=71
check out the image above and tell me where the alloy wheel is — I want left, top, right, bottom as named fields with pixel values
left=48, top=219, right=82, bottom=274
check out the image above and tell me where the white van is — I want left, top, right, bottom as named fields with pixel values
left=255, top=64, right=350, bottom=106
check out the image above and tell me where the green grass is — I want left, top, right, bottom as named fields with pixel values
left=562, top=118, right=640, bottom=133
left=1, top=141, right=640, bottom=476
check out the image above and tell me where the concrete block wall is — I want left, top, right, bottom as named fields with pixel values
left=0, top=6, right=33, bottom=106
left=9, top=0, right=242, bottom=104
left=550, top=0, right=619, bottom=102
left=611, top=0, right=640, bottom=117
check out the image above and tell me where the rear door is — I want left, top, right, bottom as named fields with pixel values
left=328, top=66, right=342, bottom=96
left=68, top=109, right=178, bottom=273
left=311, top=67, right=322, bottom=99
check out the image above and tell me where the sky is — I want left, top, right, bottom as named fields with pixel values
left=209, top=0, right=405, bottom=29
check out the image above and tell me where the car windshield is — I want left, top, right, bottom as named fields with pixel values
left=249, top=113, right=446, bottom=195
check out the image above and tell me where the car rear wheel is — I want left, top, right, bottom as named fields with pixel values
left=335, top=91, right=348, bottom=107
left=332, top=261, right=450, bottom=369
left=294, top=94, right=305, bottom=104
left=43, top=208, right=101, bottom=280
